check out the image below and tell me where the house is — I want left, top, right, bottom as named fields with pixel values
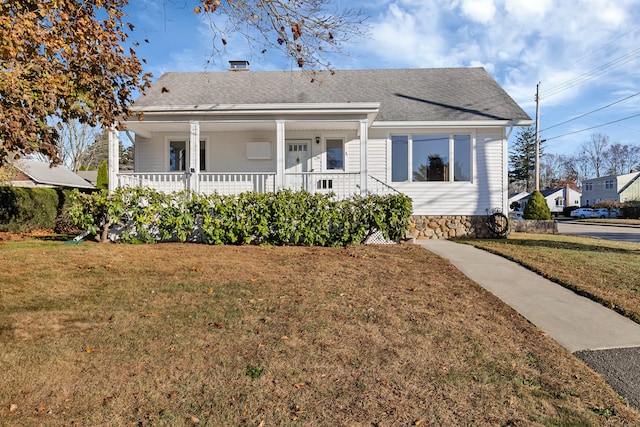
left=108, top=64, right=532, bottom=238
left=513, top=187, right=581, bottom=216
left=508, top=191, right=529, bottom=212
left=11, top=158, right=95, bottom=190
left=581, top=171, right=640, bottom=206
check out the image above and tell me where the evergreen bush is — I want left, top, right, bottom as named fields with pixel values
left=523, top=190, right=552, bottom=220
left=68, top=188, right=414, bottom=246
left=96, top=160, right=108, bottom=190
left=0, top=187, right=59, bottom=231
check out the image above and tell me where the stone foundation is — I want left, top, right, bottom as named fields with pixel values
left=407, top=215, right=557, bottom=239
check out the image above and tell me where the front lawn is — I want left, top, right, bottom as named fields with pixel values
left=466, top=233, right=640, bottom=324
left=1, top=240, right=638, bottom=425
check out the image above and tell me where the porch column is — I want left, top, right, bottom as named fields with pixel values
left=359, top=119, right=368, bottom=195
left=107, top=126, right=119, bottom=194
left=189, top=121, right=200, bottom=193
left=276, top=120, right=285, bottom=190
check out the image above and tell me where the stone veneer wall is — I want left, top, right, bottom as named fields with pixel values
left=408, top=216, right=557, bottom=239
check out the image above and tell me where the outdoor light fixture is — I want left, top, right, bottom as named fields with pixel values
left=315, top=136, right=320, bottom=144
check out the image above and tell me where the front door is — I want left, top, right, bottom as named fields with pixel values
left=285, top=140, right=311, bottom=190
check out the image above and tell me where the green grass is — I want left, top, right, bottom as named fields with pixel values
left=465, top=233, right=640, bottom=323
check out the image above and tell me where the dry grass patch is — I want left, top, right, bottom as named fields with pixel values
left=466, top=233, right=640, bottom=324
left=0, top=240, right=638, bottom=426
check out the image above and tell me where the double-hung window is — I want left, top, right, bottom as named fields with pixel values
left=391, top=134, right=471, bottom=182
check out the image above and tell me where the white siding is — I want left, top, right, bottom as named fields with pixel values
left=367, top=138, right=387, bottom=182
left=135, top=136, right=164, bottom=172
left=373, top=128, right=506, bottom=216
left=207, top=131, right=277, bottom=172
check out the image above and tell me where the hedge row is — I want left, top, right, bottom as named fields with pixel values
left=68, top=187, right=413, bottom=246
left=0, top=187, right=77, bottom=232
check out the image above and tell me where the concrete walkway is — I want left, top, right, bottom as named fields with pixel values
left=415, top=239, right=640, bottom=353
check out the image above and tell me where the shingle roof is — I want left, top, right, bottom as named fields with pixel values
left=133, top=68, right=531, bottom=123
left=14, top=159, right=95, bottom=189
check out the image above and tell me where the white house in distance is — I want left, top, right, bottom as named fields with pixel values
left=581, top=171, right=640, bottom=206
left=511, top=186, right=581, bottom=216
left=108, top=63, right=532, bottom=238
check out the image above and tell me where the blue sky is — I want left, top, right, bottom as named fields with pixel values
left=124, top=0, right=640, bottom=156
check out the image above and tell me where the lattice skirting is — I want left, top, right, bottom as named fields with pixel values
left=365, top=230, right=397, bottom=245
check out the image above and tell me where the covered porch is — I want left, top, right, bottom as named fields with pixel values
left=108, top=103, right=390, bottom=199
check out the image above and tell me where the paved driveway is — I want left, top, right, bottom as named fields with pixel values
left=557, top=222, right=640, bottom=243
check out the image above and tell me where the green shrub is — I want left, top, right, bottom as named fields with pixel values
left=621, top=200, right=640, bottom=219
left=96, top=160, right=108, bottom=190
left=67, top=188, right=413, bottom=246
left=523, top=190, right=552, bottom=220
left=0, top=187, right=59, bottom=231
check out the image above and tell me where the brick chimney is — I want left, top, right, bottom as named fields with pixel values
left=229, top=60, right=249, bottom=71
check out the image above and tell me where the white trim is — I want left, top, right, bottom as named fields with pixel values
left=372, top=120, right=534, bottom=128
left=131, top=102, right=381, bottom=115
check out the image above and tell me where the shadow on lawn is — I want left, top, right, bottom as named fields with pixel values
left=494, top=238, right=640, bottom=256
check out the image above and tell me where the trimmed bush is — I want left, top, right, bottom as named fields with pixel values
left=621, top=200, right=640, bottom=219
left=68, top=188, right=413, bottom=246
left=0, top=187, right=59, bottom=231
left=96, top=160, right=108, bottom=190
left=523, top=190, right=552, bottom=220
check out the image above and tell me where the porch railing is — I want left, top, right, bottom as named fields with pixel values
left=117, top=172, right=188, bottom=193
left=284, top=172, right=360, bottom=199
left=115, top=171, right=398, bottom=200
left=199, top=173, right=276, bottom=195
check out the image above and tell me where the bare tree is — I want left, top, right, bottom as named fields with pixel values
left=57, top=120, right=102, bottom=172
left=604, top=143, right=640, bottom=175
left=540, top=153, right=574, bottom=189
left=579, top=133, right=609, bottom=178
left=195, top=0, right=367, bottom=70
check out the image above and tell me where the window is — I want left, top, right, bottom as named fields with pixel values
left=170, top=140, right=206, bottom=171
left=391, top=133, right=472, bottom=182
left=605, top=180, right=615, bottom=189
left=200, top=142, right=206, bottom=171
left=391, top=136, right=408, bottom=182
left=453, top=135, right=471, bottom=181
left=170, top=140, right=186, bottom=171
left=584, top=182, right=593, bottom=191
left=326, top=138, right=344, bottom=170
left=413, top=134, right=448, bottom=181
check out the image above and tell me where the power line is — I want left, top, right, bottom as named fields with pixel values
left=544, top=112, right=640, bottom=141
left=542, top=47, right=640, bottom=99
left=541, top=91, right=640, bottom=132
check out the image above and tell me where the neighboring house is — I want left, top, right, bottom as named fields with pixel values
left=76, top=170, right=98, bottom=187
left=515, top=187, right=581, bottom=216
left=107, top=64, right=532, bottom=237
left=11, top=159, right=95, bottom=190
left=508, top=191, right=529, bottom=212
left=581, top=171, right=640, bottom=206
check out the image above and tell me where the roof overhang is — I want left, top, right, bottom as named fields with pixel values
left=371, top=119, right=534, bottom=129
left=125, top=102, right=381, bottom=137
left=130, top=102, right=381, bottom=116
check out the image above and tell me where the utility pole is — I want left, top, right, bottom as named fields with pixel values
left=535, top=82, right=541, bottom=192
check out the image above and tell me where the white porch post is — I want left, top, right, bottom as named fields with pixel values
left=276, top=120, right=285, bottom=190
left=108, top=126, right=119, bottom=193
left=189, top=121, right=200, bottom=193
left=359, top=119, right=368, bottom=195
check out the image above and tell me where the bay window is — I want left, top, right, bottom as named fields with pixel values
left=391, top=133, right=472, bottom=182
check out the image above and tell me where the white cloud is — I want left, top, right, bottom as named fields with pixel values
left=459, top=0, right=497, bottom=24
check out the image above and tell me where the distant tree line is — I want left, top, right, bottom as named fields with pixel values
left=509, top=127, right=640, bottom=193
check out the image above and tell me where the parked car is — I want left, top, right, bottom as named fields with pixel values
left=570, top=208, right=594, bottom=219
left=509, top=211, right=524, bottom=220
left=593, top=208, right=618, bottom=218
